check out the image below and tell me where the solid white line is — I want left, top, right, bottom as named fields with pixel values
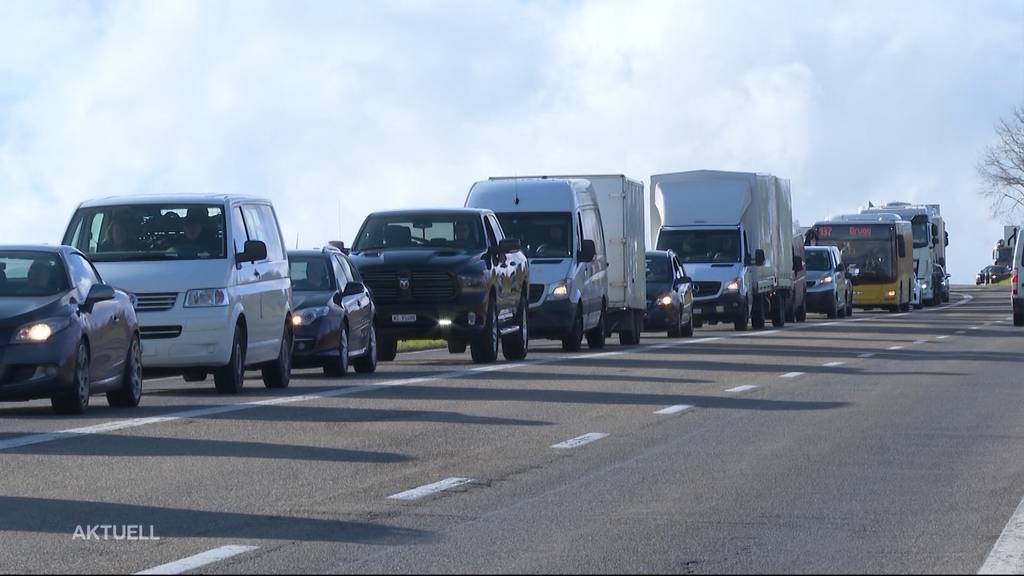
left=725, top=385, right=759, bottom=393
left=937, top=335, right=950, bottom=340
left=551, top=433, right=609, bottom=449
left=387, top=477, right=475, bottom=501
left=823, top=361, right=846, bottom=367
left=888, top=346, right=905, bottom=351
left=135, top=545, right=259, bottom=575
left=979, top=494, right=1024, bottom=574
left=654, top=404, right=694, bottom=415
left=779, top=372, right=805, bottom=379
left=913, top=340, right=928, bottom=345
left=957, top=330, right=967, bottom=334
left=857, top=352, right=877, bottom=359
left=970, top=326, right=981, bottom=331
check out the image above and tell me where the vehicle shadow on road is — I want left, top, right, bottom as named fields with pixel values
left=127, top=405, right=553, bottom=427
left=555, top=356, right=965, bottom=377
left=0, top=496, right=434, bottom=545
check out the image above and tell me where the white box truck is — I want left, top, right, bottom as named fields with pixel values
left=476, top=175, right=648, bottom=345
left=650, top=170, right=795, bottom=331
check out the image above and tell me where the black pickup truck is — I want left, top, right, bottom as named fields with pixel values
left=348, top=209, right=530, bottom=364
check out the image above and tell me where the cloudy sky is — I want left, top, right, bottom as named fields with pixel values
left=0, top=0, right=1021, bottom=282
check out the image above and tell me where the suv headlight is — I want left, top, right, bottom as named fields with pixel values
left=549, top=281, right=570, bottom=300
left=723, top=278, right=741, bottom=293
left=184, top=288, right=229, bottom=308
left=819, top=275, right=834, bottom=285
left=293, top=306, right=330, bottom=326
left=12, top=317, right=71, bottom=344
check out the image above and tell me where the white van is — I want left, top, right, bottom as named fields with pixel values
left=466, top=178, right=609, bottom=351
left=62, top=195, right=293, bottom=393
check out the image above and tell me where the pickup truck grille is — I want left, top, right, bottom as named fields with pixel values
left=134, top=292, right=178, bottom=312
left=361, top=270, right=458, bottom=303
left=529, top=284, right=546, bottom=304
left=693, top=282, right=721, bottom=298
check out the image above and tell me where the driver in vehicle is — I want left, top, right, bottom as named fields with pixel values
left=174, top=209, right=210, bottom=258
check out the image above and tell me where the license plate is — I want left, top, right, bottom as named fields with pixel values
left=392, top=314, right=417, bottom=324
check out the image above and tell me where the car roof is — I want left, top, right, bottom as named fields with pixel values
left=0, top=244, right=73, bottom=255
left=366, top=208, right=492, bottom=218
left=76, top=194, right=272, bottom=208
left=288, top=248, right=344, bottom=258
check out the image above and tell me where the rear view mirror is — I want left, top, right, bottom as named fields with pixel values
left=754, top=249, right=766, bottom=266
left=577, top=239, right=597, bottom=263
left=237, top=240, right=268, bottom=264
left=84, top=284, right=116, bottom=309
left=341, top=282, right=365, bottom=298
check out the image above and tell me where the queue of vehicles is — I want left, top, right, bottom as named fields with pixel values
left=0, top=175, right=958, bottom=414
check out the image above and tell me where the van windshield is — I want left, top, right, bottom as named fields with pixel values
left=657, top=229, right=741, bottom=264
left=353, top=214, right=485, bottom=252
left=65, top=204, right=227, bottom=262
left=494, top=213, right=573, bottom=259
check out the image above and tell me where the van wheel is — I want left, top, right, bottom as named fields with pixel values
left=502, top=296, right=529, bottom=360
left=214, top=326, right=246, bottom=394
left=771, top=293, right=786, bottom=327
left=586, top=305, right=606, bottom=349
left=471, top=296, right=500, bottom=364
left=108, top=335, right=142, bottom=408
left=262, top=327, right=293, bottom=389
left=562, top=306, right=584, bottom=352
left=324, top=323, right=350, bottom=378
left=751, top=296, right=766, bottom=329
left=734, top=298, right=749, bottom=331
left=796, top=300, right=807, bottom=323
left=53, top=342, right=91, bottom=415
left=379, top=336, right=398, bottom=362
left=353, top=324, right=379, bottom=374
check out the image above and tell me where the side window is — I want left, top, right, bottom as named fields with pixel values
left=66, top=254, right=100, bottom=298
left=488, top=215, right=504, bottom=241
left=577, top=212, right=586, bottom=246
left=332, top=255, right=351, bottom=291
left=483, top=217, right=498, bottom=247
left=231, top=207, right=250, bottom=257
left=342, top=255, right=363, bottom=282
left=258, top=205, right=286, bottom=261
left=582, top=209, right=605, bottom=256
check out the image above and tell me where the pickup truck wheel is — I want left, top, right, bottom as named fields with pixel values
left=561, top=306, right=584, bottom=352
left=379, top=336, right=398, bottom=362
left=502, top=296, right=529, bottom=361
left=214, top=326, right=246, bottom=394
left=471, top=297, right=499, bottom=364
left=448, top=339, right=468, bottom=354
left=262, top=327, right=293, bottom=389
left=352, top=324, right=379, bottom=374
left=586, top=305, right=607, bottom=349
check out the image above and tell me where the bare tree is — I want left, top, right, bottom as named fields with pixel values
left=979, top=106, right=1024, bottom=222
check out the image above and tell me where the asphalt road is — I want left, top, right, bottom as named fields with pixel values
left=1, top=286, right=1023, bottom=574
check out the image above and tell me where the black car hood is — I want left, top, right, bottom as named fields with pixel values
left=350, top=249, right=484, bottom=271
left=646, top=281, right=672, bottom=299
left=0, top=295, right=66, bottom=327
left=292, top=292, right=333, bottom=310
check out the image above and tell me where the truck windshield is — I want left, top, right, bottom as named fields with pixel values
left=805, top=250, right=832, bottom=271
left=64, top=204, right=227, bottom=262
left=353, top=214, right=485, bottom=252
left=657, top=229, right=741, bottom=264
left=494, top=213, right=572, bottom=258
left=829, top=240, right=895, bottom=282
left=912, top=222, right=930, bottom=249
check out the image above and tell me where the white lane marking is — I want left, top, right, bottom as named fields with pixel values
left=823, top=361, right=846, bottom=367
left=913, top=340, right=928, bottom=345
left=725, top=385, right=759, bottom=393
left=387, top=477, right=475, bottom=501
left=888, top=346, right=905, bottom=351
left=780, top=372, right=805, bottom=379
left=551, top=433, right=609, bottom=450
left=892, top=313, right=909, bottom=317
left=937, top=335, right=950, bottom=340
left=654, top=404, right=694, bottom=415
left=957, top=330, right=967, bottom=334
left=820, top=322, right=840, bottom=326
left=0, top=293, right=976, bottom=452
left=970, top=326, right=981, bottom=330
left=135, top=545, right=259, bottom=575
left=858, top=352, right=877, bottom=359
left=979, top=493, right=1024, bottom=574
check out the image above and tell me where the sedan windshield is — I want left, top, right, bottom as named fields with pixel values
left=805, top=250, right=832, bottom=272
left=645, top=256, right=672, bottom=282
left=290, top=257, right=336, bottom=292
left=64, top=204, right=227, bottom=262
left=658, top=229, right=741, bottom=264
left=495, top=213, right=573, bottom=258
left=0, top=252, right=70, bottom=297
left=353, top=214, right=485, bottom=252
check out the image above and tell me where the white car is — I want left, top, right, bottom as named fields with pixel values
left=62, top=195, right=293, bottom=393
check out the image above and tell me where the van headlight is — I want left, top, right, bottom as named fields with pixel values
left=12, top=318, right=71, bottom=343
left=184, top=288, right=229, bottom=308
left=550, top=281, right=570, bottom=299
left=293, top=307, right=330, bottom=326
left=724, top=279, right=741, bottom=293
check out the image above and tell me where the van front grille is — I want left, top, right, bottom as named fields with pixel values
left=134, top=293, right=178, bottom=312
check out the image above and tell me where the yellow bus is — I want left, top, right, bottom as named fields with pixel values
left=808, top=214, right=914, bottom=312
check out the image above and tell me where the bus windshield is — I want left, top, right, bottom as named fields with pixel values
left=828, top=240, right=894, bottom=282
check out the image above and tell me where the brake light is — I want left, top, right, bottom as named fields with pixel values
left=1014, top=269, right=1019, bottom=296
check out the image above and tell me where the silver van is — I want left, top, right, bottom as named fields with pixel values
left=466, top=178, right=608, bottom=351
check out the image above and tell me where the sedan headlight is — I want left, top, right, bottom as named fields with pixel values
left=549, top=281, right=570, bottom=300
left=658, top=295, right=674, bottom=307
left=293, top=306, right=330, bottom=326
left=184, top=288, right=229, bottom=308
left=12, top=317, right=71, bottom=344
left=723, top=278, right=741, bottom=293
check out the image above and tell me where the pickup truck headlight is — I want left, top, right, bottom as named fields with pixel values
left=458, top=274, right=487, bottom=290
left=12, top=317, right=71, bottom=344
left=293, top=307, right=330, bottom=326
left=549, top=281, right=570, bottom=300
left=723, top=278, right=741, bottom=293
left=184, top=288, right=229, bottom=308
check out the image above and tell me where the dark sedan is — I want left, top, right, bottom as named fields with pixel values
left=643, top=250, right=694, bottom=338
left=289, top=248, right=377, bottom=376
left=0, top=246, right=141, bottom=414
left=977, top=265, right=1011, bottom=285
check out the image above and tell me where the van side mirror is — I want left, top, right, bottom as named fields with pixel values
left=754, top=249, right=766, bottom=266
left=793, top=256, right=804, bottom=272
left=237, top=240, right=267, bottom=264
left=578, top=239, right=597, bottom=263
left=83, top=284, right=116, bottom=309
left=944, top=231, right=949, bottom=247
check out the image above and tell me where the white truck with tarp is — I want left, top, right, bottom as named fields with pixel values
left=650, top=170, right=795, bottom=331
left=859, top=202, right=947, bottom=306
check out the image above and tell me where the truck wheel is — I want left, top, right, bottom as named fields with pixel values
left=471, top=296, right=500, bottom=364
left=1015, top=312, right=1024, bottom=327
left=771, top=293, right=786, bottom=328
left=214, top=325, right=246, bottom=394
left=561, top=306, right=584, bottom=352
left=502, top=296, right=529, bottom=361
left=785, top=295, right=797, bottom=324
left=262, top=326, right=293, bottom=389
left=379, top=336, right=398, bottom=362
left=586, top=305, right=607, bottom=349
left=734, top=298, right=749, bottom=331
left=751, top=295, right=766, bottom=329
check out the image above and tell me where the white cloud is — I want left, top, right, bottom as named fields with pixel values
left=0, top=0, right=1020, bottom=281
